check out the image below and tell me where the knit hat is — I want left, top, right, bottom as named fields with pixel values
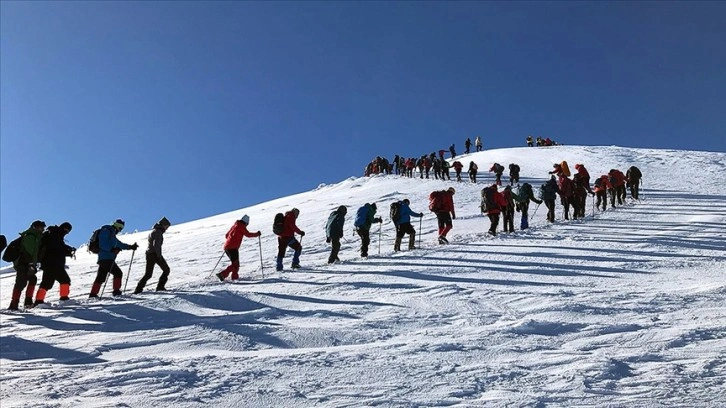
left=240, top=215, right=250, bottom=225
left=291, top=208, right=300, bottom=218
left=31, top=220, right=46, bottom=229
left=112, top=219, right=125, bottom=230
left=60, top=222, right=73, bottom=232
left=370, top=203, right=377, bottom=211
left=448, top=187, right=456, bottom=194
left=158, top=217, right=171, bottom=227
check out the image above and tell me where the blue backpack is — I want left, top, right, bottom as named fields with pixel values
left=354, top=205, right=369, bottom=228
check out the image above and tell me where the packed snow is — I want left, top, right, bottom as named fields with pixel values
left=1, top=145, right=725, bottom=407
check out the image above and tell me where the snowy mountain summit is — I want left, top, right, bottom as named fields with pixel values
left=2, top=145, right=725, bottom=407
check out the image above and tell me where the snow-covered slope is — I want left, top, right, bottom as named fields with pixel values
left=2, top=146, right=725, bottom=407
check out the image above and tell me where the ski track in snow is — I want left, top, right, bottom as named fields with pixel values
left=1, top=146, right=725, bottom=407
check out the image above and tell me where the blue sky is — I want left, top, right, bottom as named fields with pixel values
left=1, top=1, right=724, bottom=246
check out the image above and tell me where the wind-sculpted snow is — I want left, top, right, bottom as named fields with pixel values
left=1, top=146, right=725, bottom=407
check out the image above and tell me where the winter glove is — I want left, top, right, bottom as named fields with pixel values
left=375, top=217, right=383, bottom=224
left=130, top=243, right=139, bottom=251
left=299, top=231, right=305, bottom=237
left=27, top=265, right=37, bottom=276
left=255, top=232, right=262, bottom=237
left=326, top=237, right=331, bottom=244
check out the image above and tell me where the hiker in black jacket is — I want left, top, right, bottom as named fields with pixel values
left=134, top=217, right=172, bottom=293
left=34, top=222, right=75, bottom=306
left=541, top=176, right=559, bottom=223
left=325, top=206, right=347, bottom=264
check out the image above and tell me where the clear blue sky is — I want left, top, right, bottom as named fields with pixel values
left=2, top=1, right=725, bottom=246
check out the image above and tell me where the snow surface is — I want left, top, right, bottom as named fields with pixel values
left=1, top=145, right=725, bottom=407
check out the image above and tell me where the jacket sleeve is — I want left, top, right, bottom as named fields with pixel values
left=447, top=195, right=456, bottom=218
left=241, top=224, right=259, bottom=238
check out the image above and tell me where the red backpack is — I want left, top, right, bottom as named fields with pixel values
left=428, top=191, right=446, bottom=212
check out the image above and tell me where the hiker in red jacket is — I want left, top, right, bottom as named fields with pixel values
left=483, top=185, right=509, bottom=236
left=432, top=187, right=456, bottom=244
left=574, top=164, right=594, bottom=194
left=217, top=215, right=261, bottom=281
left=608, top=169, right=627, bottom=205
left=501, top=186, right=516, bottom=233
left=557, top=176, right=575, bottom=220
left=275, top=208, right=305, bottom=271
left=593, top=175, right=612, bottom=211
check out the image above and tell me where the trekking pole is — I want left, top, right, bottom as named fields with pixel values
left=122, top=249, right=136, bottom=292
left=378, top=222, right=382, bottom=255
left=207, top=251, right=226, bottom=278
left=258, top=236, right=264, bottom=279
left=531, top=203, right=541, bottom=219
left=640, top=179, right=644, bottom=201
left=419, top=215, right=423, bottom=237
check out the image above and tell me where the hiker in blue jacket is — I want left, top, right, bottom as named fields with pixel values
left=393, top=199, right=423, bottom=251
left=88, top=219, right=138, bottom=298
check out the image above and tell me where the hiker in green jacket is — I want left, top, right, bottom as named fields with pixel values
left=8, top=220, right=45, bottom=310
left=511, top=183, right=543, bottom=230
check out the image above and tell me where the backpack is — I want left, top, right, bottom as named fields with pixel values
left=390, top=201, right=402, bottom=224
left=510, top=164, right=520, bottom=174
left=354, top=206, right=369, bottom=228
left=594, top=177, right=604, bottom=188
left=87, top=228, right=102, bottom=254
left=325, top=211, right=342, bottom=238
left=1, top=236, right=22, bottom=263
left=480, top=186, right=497, bottom=213
left=428, top=191, right=446, bottom=212
left=519, top=183, right=533, bottom=201
left=272, top=213, right=285, bottom=235
left=560, top=161, right=571, bottom=177
left=628, top=166, right=642, bottom=179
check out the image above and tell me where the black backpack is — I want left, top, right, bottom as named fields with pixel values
left=480, top=186, right=497, bottom=213
left=272, top=213, right=285, bottom=235
left=509, top=164, right=520, bottom=174
left=0, top=234, right=6, bottom=253
left=390, top=201, right=402, bottom=224
left=519, top=183, right=533, bottom=201
left=628, top=166, right=642, bottom=179
left=88, top=228, right=102, bottom=254
left=2, top=236, right=22, bottom=263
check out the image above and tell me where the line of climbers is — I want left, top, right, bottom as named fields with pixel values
left=1, top=163, right=643, bottom=310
